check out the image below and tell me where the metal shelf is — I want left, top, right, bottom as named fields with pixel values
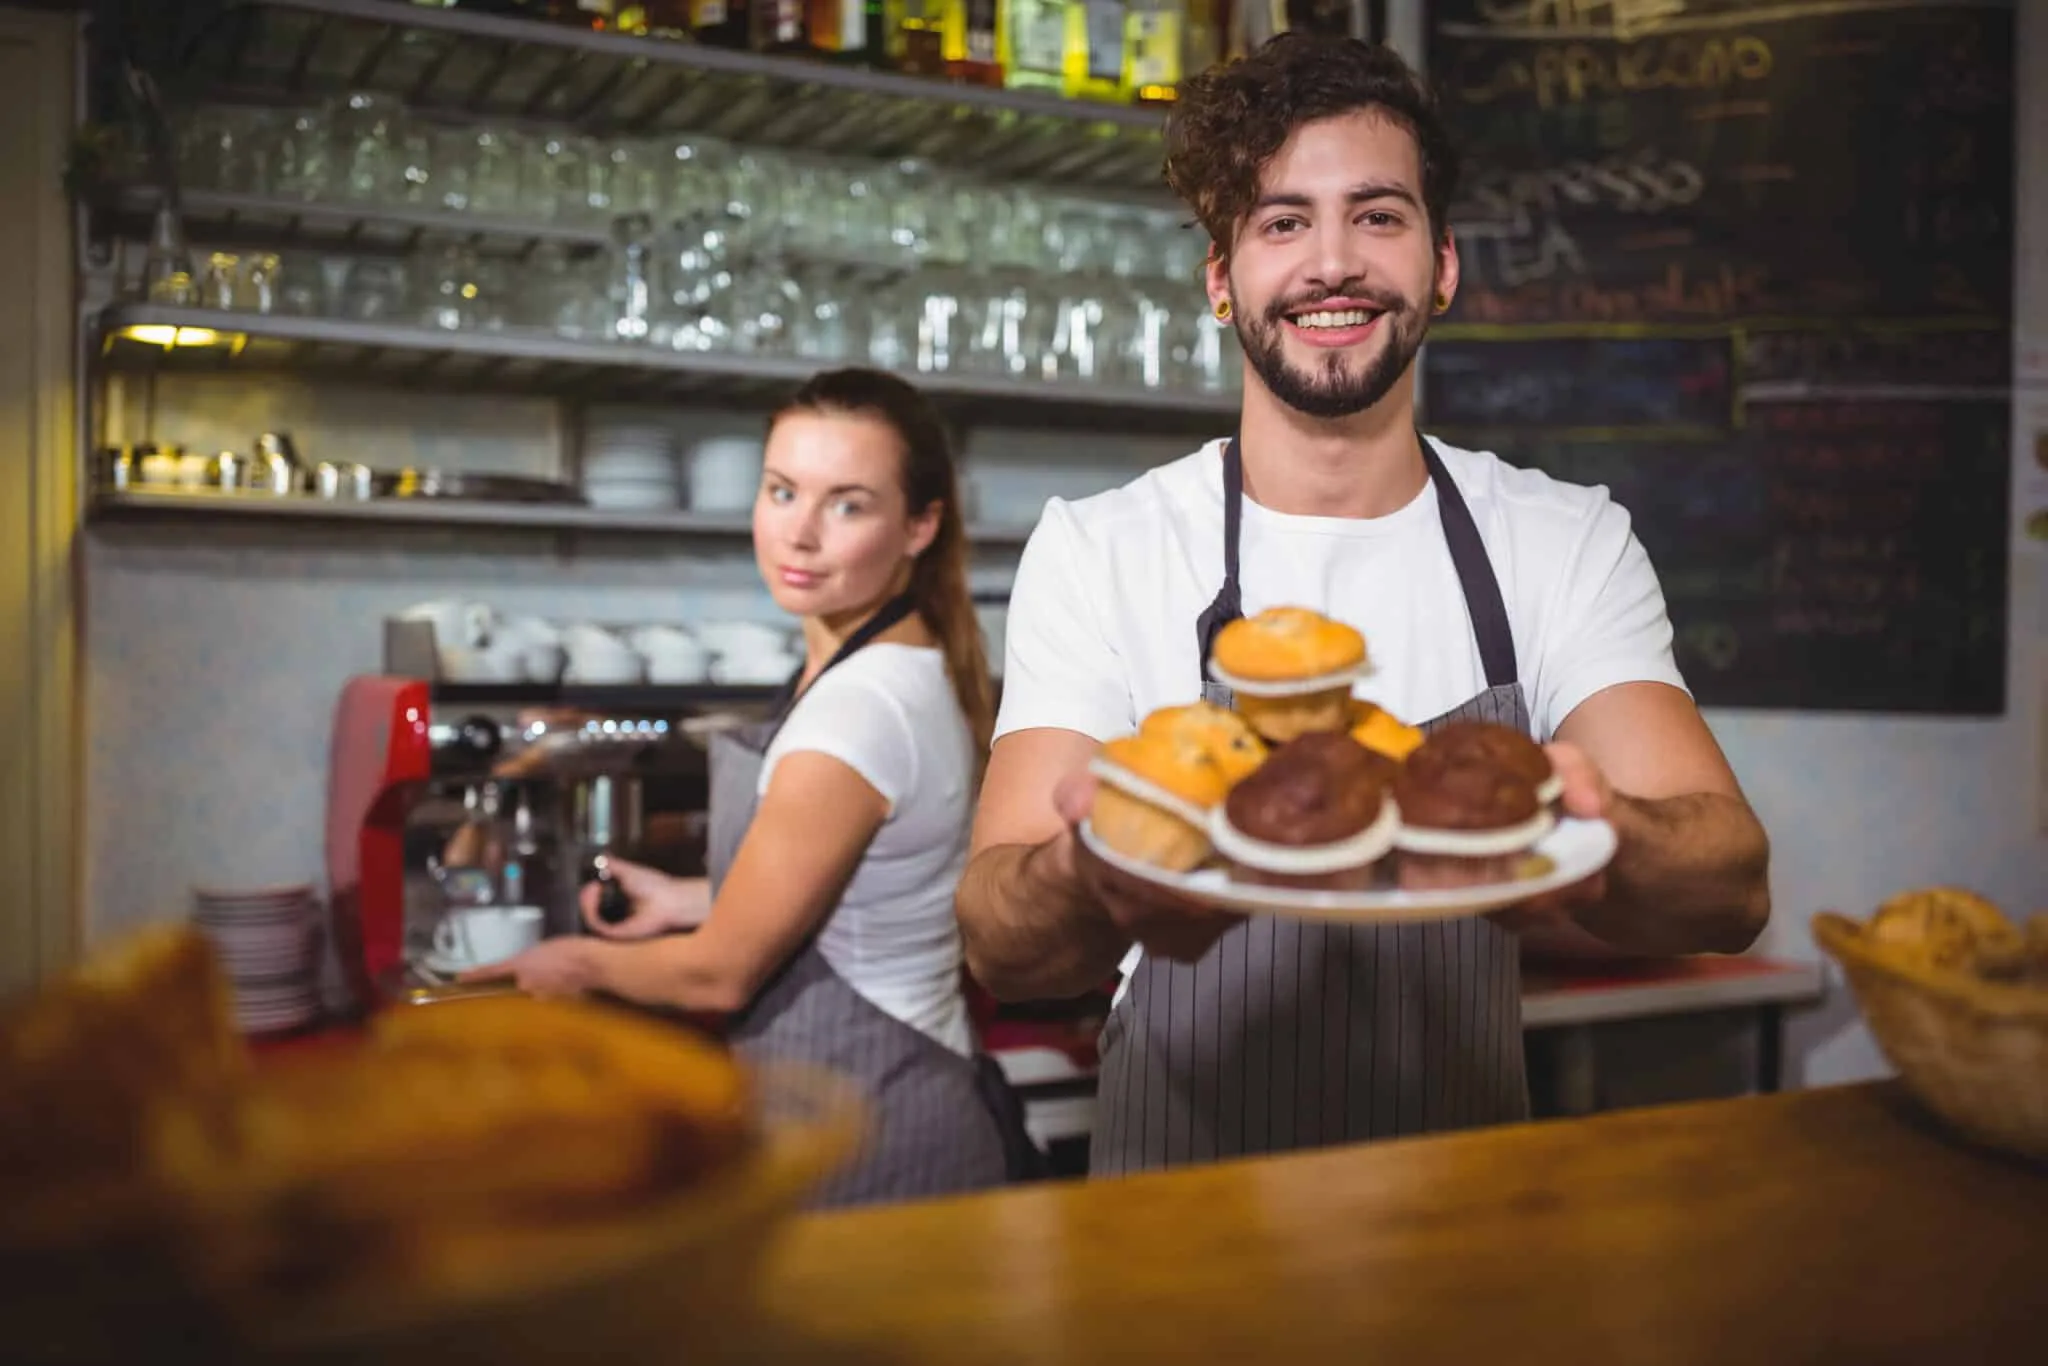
left=165, top=0, right=1169, bottom=192
left=95, top=184, right=614, bottom=258
left=95, top=303, right=1241, bottom=422
left=88, top=484, right=1040, bottom=546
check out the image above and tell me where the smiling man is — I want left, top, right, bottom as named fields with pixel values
left=955, top=35, right=1772, bottom=1176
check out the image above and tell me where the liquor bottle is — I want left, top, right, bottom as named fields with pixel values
left=1001, top=0, right=1066, bottom=91
left=1063, top=0, right=1128, bottom=103
left=887, top=0, right=949, bottom=77
left=1183, top=0, right=1220, bottom=76
left=943, top=0, right=1004, bottom=86
left=1120, top=0, right=1181, bottom=104
left=1281, top=0, right=1364, bottom=37
left=750, top=0, right=810, bottom=49
left=691, top=0, right=752, bottom=47
left=809, top=0, right=873, bottom=61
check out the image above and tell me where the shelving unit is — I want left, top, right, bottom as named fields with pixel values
left=95, top=303, right=1238, bottom=420
left=152, top=0, right=1169, bottom=192
left=85, top=1, right=1223, bottom=547
left=88, top=482, right=1040, bottom=546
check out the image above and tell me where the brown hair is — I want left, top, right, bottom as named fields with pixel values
left=770, top=368, right=995, bottom=768
left=1164, top=33, right=1461, bottom=254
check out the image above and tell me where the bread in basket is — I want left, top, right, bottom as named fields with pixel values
left=1815, top=888, right=2048, bottom=1164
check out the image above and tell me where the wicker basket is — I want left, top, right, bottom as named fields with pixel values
left=1815, top=911, right=2048, bottom=1164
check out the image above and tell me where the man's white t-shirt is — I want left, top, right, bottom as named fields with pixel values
left=994, top=436, right=1689, bottom=990
left=759, top=644, right=976, bottom=1057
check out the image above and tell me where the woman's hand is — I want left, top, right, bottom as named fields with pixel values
left=578, top=859, right=712, bottom=940
left=458, top=937, right=599, bottom=998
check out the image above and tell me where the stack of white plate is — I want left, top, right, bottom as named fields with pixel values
left=193, top=883, right=321, bottom=1035
left=583, top=422, right=680, bottom=510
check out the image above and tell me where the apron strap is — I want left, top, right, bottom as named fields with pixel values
left=1192, top=437, right=1245, bottom=674
left=1194, top=431, right=1518, bottom=694
left=1419, top=434, right=1518, bottom=691
left=761, top=589, right=920, bottom=748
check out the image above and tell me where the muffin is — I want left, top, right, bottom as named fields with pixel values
left=1088, top=733, right=1231, bottom=873
left=1210, top=607, right=1371, bottom=742
left=1347, top=700, right=1425, bottom=762
left=1140, top=701, right=1270, bottom=784
left=1211, top=732, right=1401, bottom=891
left=1422, top=719, right=1563, bottom=807
left=1392, top=739, right=1555, bottom=890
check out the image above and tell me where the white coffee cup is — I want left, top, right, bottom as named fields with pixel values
left=562, top=623, right=645, bottom=684
left=402, top=598, right=497, bottom=651
left=433, top=904, right=543, bottom=968
left=627, top=624, right=710, bottom=684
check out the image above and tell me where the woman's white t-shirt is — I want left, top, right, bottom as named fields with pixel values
left=757, top=643, right=976, bottom=1057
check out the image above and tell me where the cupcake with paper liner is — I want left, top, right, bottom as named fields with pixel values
left=1420, top=719, right=1564, bottom=810
left=1346, top=699, right=1425, bottom=763
left=1140, top=700, right=1270, bottom=785
left=1210, top=732, right=1402, bottom=892
left=1209, top=607, right=1371, bottom=742
left=1088, top=733, right=1232, bottom=873
left=1391, top=739, right=1556, bottom=891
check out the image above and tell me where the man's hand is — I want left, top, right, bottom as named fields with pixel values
left=1053, top=768, right=1244, bottom=964
left=1487, top=740, right=1610, bottom=936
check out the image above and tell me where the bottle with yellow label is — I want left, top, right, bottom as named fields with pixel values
left=1001, top=0, right=1066, bottom=91
left=1120, top=0, right=1181, bottom=104
left=888, top=0, right=950, bottom=76
left=1062, top=0, right=1128, bottom=103
left=943, top=0, right=1005, bottom=85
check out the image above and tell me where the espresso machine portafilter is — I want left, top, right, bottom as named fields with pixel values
left=572, top=773, right=642, bottom=927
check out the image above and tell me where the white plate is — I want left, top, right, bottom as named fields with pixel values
left=1077, top=816, right=1618, bottom=923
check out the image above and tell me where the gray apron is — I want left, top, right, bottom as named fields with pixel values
left=1090, top=434, right=1532, bottom=1177
left=704, top=596, right=1030, bottom=1208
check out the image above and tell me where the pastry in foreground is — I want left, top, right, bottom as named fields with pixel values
left=1421, top=719, right=1562, bottom=806
left=1347, top=699, right=1425, bottom=761
left=1140, top=700, right=1270, bottom=784
left=1209, top=606, right=1369, bottom=742
left=1211, top=732, right=1400, bottom=891
left=1088, top=733, right=1231, bottom=872
left=1391, top=737, right=1553, bottom=890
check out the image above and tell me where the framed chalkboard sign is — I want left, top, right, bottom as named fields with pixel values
left=1421, top=0, right=2015, bottom=715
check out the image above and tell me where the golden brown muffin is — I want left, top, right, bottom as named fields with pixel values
left=1089, top=733, right=1231, bottom=872
left=1210, top=608, right=1369, bottom=742
left=1870, top=886, right=2025, bottom=975
left=1346, top=700, right=1425, bottom=762
left=1140, top=701, right=1270, bottom=784
left=1212, top=607, right=1367, bottom=682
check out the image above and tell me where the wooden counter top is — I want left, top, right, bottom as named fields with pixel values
left=735, top=1083, right=2046, bottom=1365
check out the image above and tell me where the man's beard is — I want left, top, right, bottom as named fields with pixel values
left=1233, top=285, right=1428, bottom=420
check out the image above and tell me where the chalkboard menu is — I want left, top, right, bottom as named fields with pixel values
left=1422, top=0, right=2015, bottom=714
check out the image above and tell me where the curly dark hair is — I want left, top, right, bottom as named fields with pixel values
left=1164, top=34, right=1461, bottom=253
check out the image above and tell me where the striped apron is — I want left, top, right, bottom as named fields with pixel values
left=706, top=594, right=1033, bottom=1207
left=1089, top=434, right=1533, bottom=1176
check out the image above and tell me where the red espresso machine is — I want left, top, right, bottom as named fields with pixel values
left=325, top=670, right=761, bottom=1012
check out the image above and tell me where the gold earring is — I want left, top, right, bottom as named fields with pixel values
left=1214, top=298, right=1233, bottom=322
left=1433, top=293, right=1450, bottom=314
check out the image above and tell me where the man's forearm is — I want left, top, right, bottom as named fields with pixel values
left=1574, top=792, right=1771, bottom=956
left=957, top=837, right=1129, bottom=1002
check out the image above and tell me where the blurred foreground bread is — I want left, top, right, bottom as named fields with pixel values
left=1, top=925, right=761, bottom=1359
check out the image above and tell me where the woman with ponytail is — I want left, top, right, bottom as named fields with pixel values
left=468, top=368, right=1035, bottom=1207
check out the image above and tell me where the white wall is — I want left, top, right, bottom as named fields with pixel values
left=80, top=8, right=2047, bottom=1087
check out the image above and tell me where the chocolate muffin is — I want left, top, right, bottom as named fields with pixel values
left=1212, top=732, right=1400, bottom=891
left=1392, top=740, right=1555, bottom=891
left=1419, top=720, right=1561, bottom=806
